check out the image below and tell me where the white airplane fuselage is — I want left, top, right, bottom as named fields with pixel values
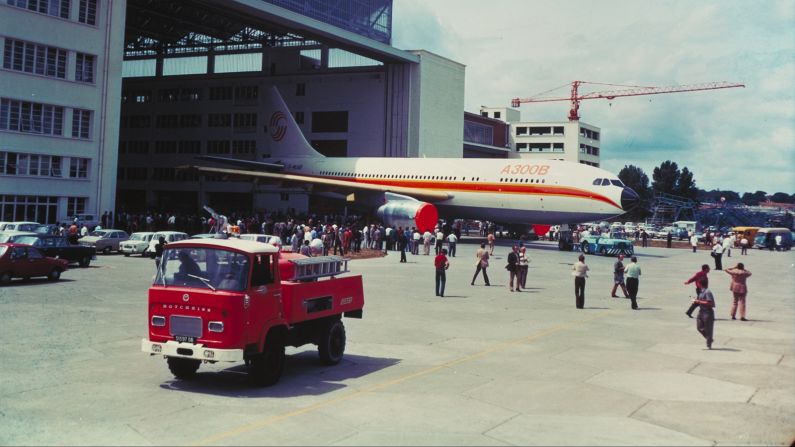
left=273, top=157, right=632, bottom=225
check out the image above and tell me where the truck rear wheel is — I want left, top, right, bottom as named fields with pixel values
left=167, top=357, right=201, bottom=379
left=250, top=334, right=285, bottom=387
left=318, top=319, right=346, bottom=365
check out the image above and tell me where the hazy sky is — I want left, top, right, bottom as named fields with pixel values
left=391, top=0, right=794, bottom=194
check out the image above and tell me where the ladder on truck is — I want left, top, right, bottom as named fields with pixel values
left=287, top=256, right=349, bottom=282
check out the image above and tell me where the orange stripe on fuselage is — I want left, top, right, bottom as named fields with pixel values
left=301, top=174, right=621, bottom=209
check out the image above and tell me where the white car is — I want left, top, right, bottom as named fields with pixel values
left=61, top=214, right=100, bottom=230
left=147, top=231, right=189, bottom=258
left=0, top=221, right=40, bottom=232
left=119, top=232, right=156, bottom=256
left=239, top=233, right=283, bottom=249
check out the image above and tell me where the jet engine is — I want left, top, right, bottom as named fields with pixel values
left=376, top=200, right=438, bottom=233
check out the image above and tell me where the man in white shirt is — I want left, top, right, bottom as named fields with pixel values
left=422, top=230, right=433, bottom=255
left=711, top=241, right=724, bottom=270
left=412, top=229, right=421, bottom=255
left=722, top=234, right=733, bottom=257
left=446, top=232, right=458, bottom=257
left=690, top=234, right=699, bottom=253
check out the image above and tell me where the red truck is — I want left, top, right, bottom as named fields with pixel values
left=140, top=238, right=364, bottom=386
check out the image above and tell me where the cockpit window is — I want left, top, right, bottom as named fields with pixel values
left=592, top=179, right=602, bottom=185
left=610, top=179, right=624, bottom=187
left=601, top=178, right=611, bottom=186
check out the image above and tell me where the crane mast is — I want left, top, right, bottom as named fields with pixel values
left=511, top=81, right=745, bottom=121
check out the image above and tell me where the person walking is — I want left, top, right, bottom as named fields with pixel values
left=641, top=230, right=648, bottom=248
left=684, top=264, right=710, bottom=318
left=722, top=234, right=733, bottom=258
left=625, top=256, right=641, bottom=310
left=397, top=228, right=407, bottom=263
left=711, top=240, right=724, bottom=271
left=518, top=246, right=529, bottom=289
left=423, top=229, right=433, bottom=255
left=487, top=231, right=496, bottom=255
left=572, top=254, right=589, bottom=309
left=693, top=279, right=716, bottom=349
left=690, top=233, right=699, bottom=253
left=740, top=235, right=749, bottom=255
left=506, top=245, right=520, bottom=292
left=154, top=236, right=167, bottom=270
left=471, top=243, right=490, bottom=286
left=412, top=228, right=421, bottom=255
left=725, top=263, right=752, bottom=321
left=434, top=229, right=444, bottom=255
left=446, top=231, right=457, bottom=257
left=610, top=254, right=630, bottom=298
left=434, top=248, right=450, bottom=297
left=667, top=230, right=673, bottom=248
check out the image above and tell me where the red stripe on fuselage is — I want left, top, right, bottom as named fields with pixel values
left=298, top=173, right=622, bottom=209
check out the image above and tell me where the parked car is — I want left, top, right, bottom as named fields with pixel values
left=0, top=231, right=38, bottom=243
left=79, top=229, right=130, bottom=254
left=239, top=233, right=283, bottom=249
left=14, top=234, right=96, bottom=267
left=189, top=233, right=218, bottom=239
left=33, top=224, right=62, bottom=235
left=0, top=243, right=69, bottom=284
left=146, top=231, right=189, bottom=258
left=119, top=232, right=156, bottom=257
left=580, top=232, right=634, bottom=256
left=0, top=221, right=39, bottom=232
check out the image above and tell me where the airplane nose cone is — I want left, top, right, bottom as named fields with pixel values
left=621, top=187, right=640, bottom=211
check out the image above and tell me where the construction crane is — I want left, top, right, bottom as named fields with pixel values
left=510, top=81, right=745, bottom=121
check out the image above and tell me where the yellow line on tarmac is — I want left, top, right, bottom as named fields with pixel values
left=192, top=310, right=612, bottom=446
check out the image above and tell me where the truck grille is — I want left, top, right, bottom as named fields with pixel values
left=170, top=315, right=202, bottom=338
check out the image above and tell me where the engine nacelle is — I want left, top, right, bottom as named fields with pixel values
left=376, top=201, right=438, bottom=233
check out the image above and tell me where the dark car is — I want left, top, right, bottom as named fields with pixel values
left=0, top=243, right=69, bottom=284
left=14, top=235, right=96, bottom=267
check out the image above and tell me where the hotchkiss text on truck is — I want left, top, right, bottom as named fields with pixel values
left=141, top=238, right=364, bottom=386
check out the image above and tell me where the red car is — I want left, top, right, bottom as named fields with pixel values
left=0, top=243, right=69, bottom=285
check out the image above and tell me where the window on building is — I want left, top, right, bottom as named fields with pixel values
left=311, top=111, right=348, bottom=133
left=77, top=0, right=97, bottom=25
left=129, top=115, right=150, bottom=128
left=69, top=157, right=89, bottom=178
left=207, top=140, right=230, bottom=154
left=3, top=39, right=67, bottom=79
left=494, top=112, right=501, bottom=119
left=0, top=98, right=64, bottom=136
left=126, top=167, right=147, bottom=180
left=154, top=141, right=177, bottom=154
left=296, top=83, right=305, bottom=96
left=280, top=193, right=289, bottom=201
left=179, top=114, right=202, bottom=128
left=234, top=85, right=258, bottom=101
left=480, top=111, right=488, bottom=117
left=0, top=195, right=58, bottom=223
left=463, top=121, right=494, bottom=145
left=208, top=113, right=231, bottom=127
left=127, top=141, right=149, bottom=154
left=553, top=142, right=564, bottom=152
left=180, top=88, right=201, bottom=101
left=6, top=0, right=70, bottom=19
left=178, top=141, right=201, bottom=154
left=233, top=113, right=256, bottom=129
left=75, top=52, right=94, bottom=83
left=151, top=167, right=176, bottom=181
left=157, top=88, right=179, bottom=103
left=155, top=114, right=179, bottom=128
left=67, top=197, right=86, bottom=215
left=71, top=109, right=91, bottom=139
left=515, top=126, right=528, bottom=135
left=553, top=126, right=564, bottom=135
left=232, top=140, right=255, bottom=154
left=310, top=140, right=347, bottom=157
left=208, top=86, right=232, bottom=100
left=295, top=111, right=304, bottom=124
left=516, top=143, right=528, bottom=151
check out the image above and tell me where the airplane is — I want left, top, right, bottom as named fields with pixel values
left=184, top=86, right=639, bottom=237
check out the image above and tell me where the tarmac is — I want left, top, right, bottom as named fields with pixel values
left=0, top=238, right=793, bottom=446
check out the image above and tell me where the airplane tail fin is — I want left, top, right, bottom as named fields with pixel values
left=264, top=86, right=324, bottom=158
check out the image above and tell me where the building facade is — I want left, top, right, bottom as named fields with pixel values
left=0, top=0, right=125, bottom=224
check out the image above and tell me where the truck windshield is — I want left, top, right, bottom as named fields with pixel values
left=154, top=247, right=250, bottom=292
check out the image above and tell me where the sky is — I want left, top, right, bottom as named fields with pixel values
left=391, top=0, right=795, bottom=195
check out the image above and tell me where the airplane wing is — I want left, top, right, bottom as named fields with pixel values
left=180, top=165, right=453, bottom=203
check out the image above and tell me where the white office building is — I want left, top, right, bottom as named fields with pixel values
left=0, top=0, right=125, bottom=224
left=480, top=106, right=602, bottom=167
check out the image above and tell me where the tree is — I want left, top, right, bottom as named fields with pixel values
left=618, top=165, right=651, bottom=219
left=675, top=167, right=698, bottom=201
left=652, top=160, right=679, bottom=195
left=770, top=192, right=794, bottom=203
left=741, top=191, right=767, bottom=206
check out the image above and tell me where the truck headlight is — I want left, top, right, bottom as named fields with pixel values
left=208, top=321, right=224, bottom=333
left=203, top=350, right=214, bottom=359
left=151, top=315, right=166, bottom=327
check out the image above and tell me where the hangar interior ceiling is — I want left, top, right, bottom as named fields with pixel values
left=123, top=0, right=393, bottom=63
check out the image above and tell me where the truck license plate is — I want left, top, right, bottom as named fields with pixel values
left=175, top=335, right=195, bottom=343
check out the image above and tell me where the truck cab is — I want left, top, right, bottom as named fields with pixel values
left=141, top=238, right=364, bottom=386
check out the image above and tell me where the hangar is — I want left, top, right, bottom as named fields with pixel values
left=0, top=0, right=465, bottom=221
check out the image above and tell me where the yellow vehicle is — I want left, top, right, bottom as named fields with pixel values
left=731, top=226, right=760, bottom=246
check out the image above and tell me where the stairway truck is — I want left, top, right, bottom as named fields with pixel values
left=141, top=238, right=364, bottom=386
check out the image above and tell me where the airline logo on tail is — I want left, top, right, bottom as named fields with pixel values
left=269, top=112, right=288, bottom=142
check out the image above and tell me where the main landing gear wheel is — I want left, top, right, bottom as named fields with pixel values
left=318, top=319, right=346, bottom=365
left=167, top=357, right=201, bottom=379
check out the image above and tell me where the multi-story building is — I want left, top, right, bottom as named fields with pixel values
left=479, top=106, right=602, bottom=167
left=0, top=0, right=125, bottom=224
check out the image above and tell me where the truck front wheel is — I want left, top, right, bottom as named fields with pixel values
left=318, top=319, right=346, bottom=365
left=167, top=357, right=200, bottom=379
left=250, top=335, right=285, bottom=387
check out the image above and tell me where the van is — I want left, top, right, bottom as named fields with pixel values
left=146, top=231, right=189, bottom=257
left=731, top=227, right=760, bottom=246
left=753, top=228, right=792, bottom=250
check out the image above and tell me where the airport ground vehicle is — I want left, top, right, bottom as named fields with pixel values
left=141, top=238, right=364, bottom=386
left=79, top=229, right=130, bottom=254
left=0, top=243, right=69, bottom=284
left=753, top=228, right=792, bottom=250
left=146, top=231, right=189, bottom=258
left=580, top=232, right=634, bottom=256
left=731, top=227, right=760, bottom=246
left=13, top=235, right=96, bottom=267
left=120, top=232, right=156, bottom=256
